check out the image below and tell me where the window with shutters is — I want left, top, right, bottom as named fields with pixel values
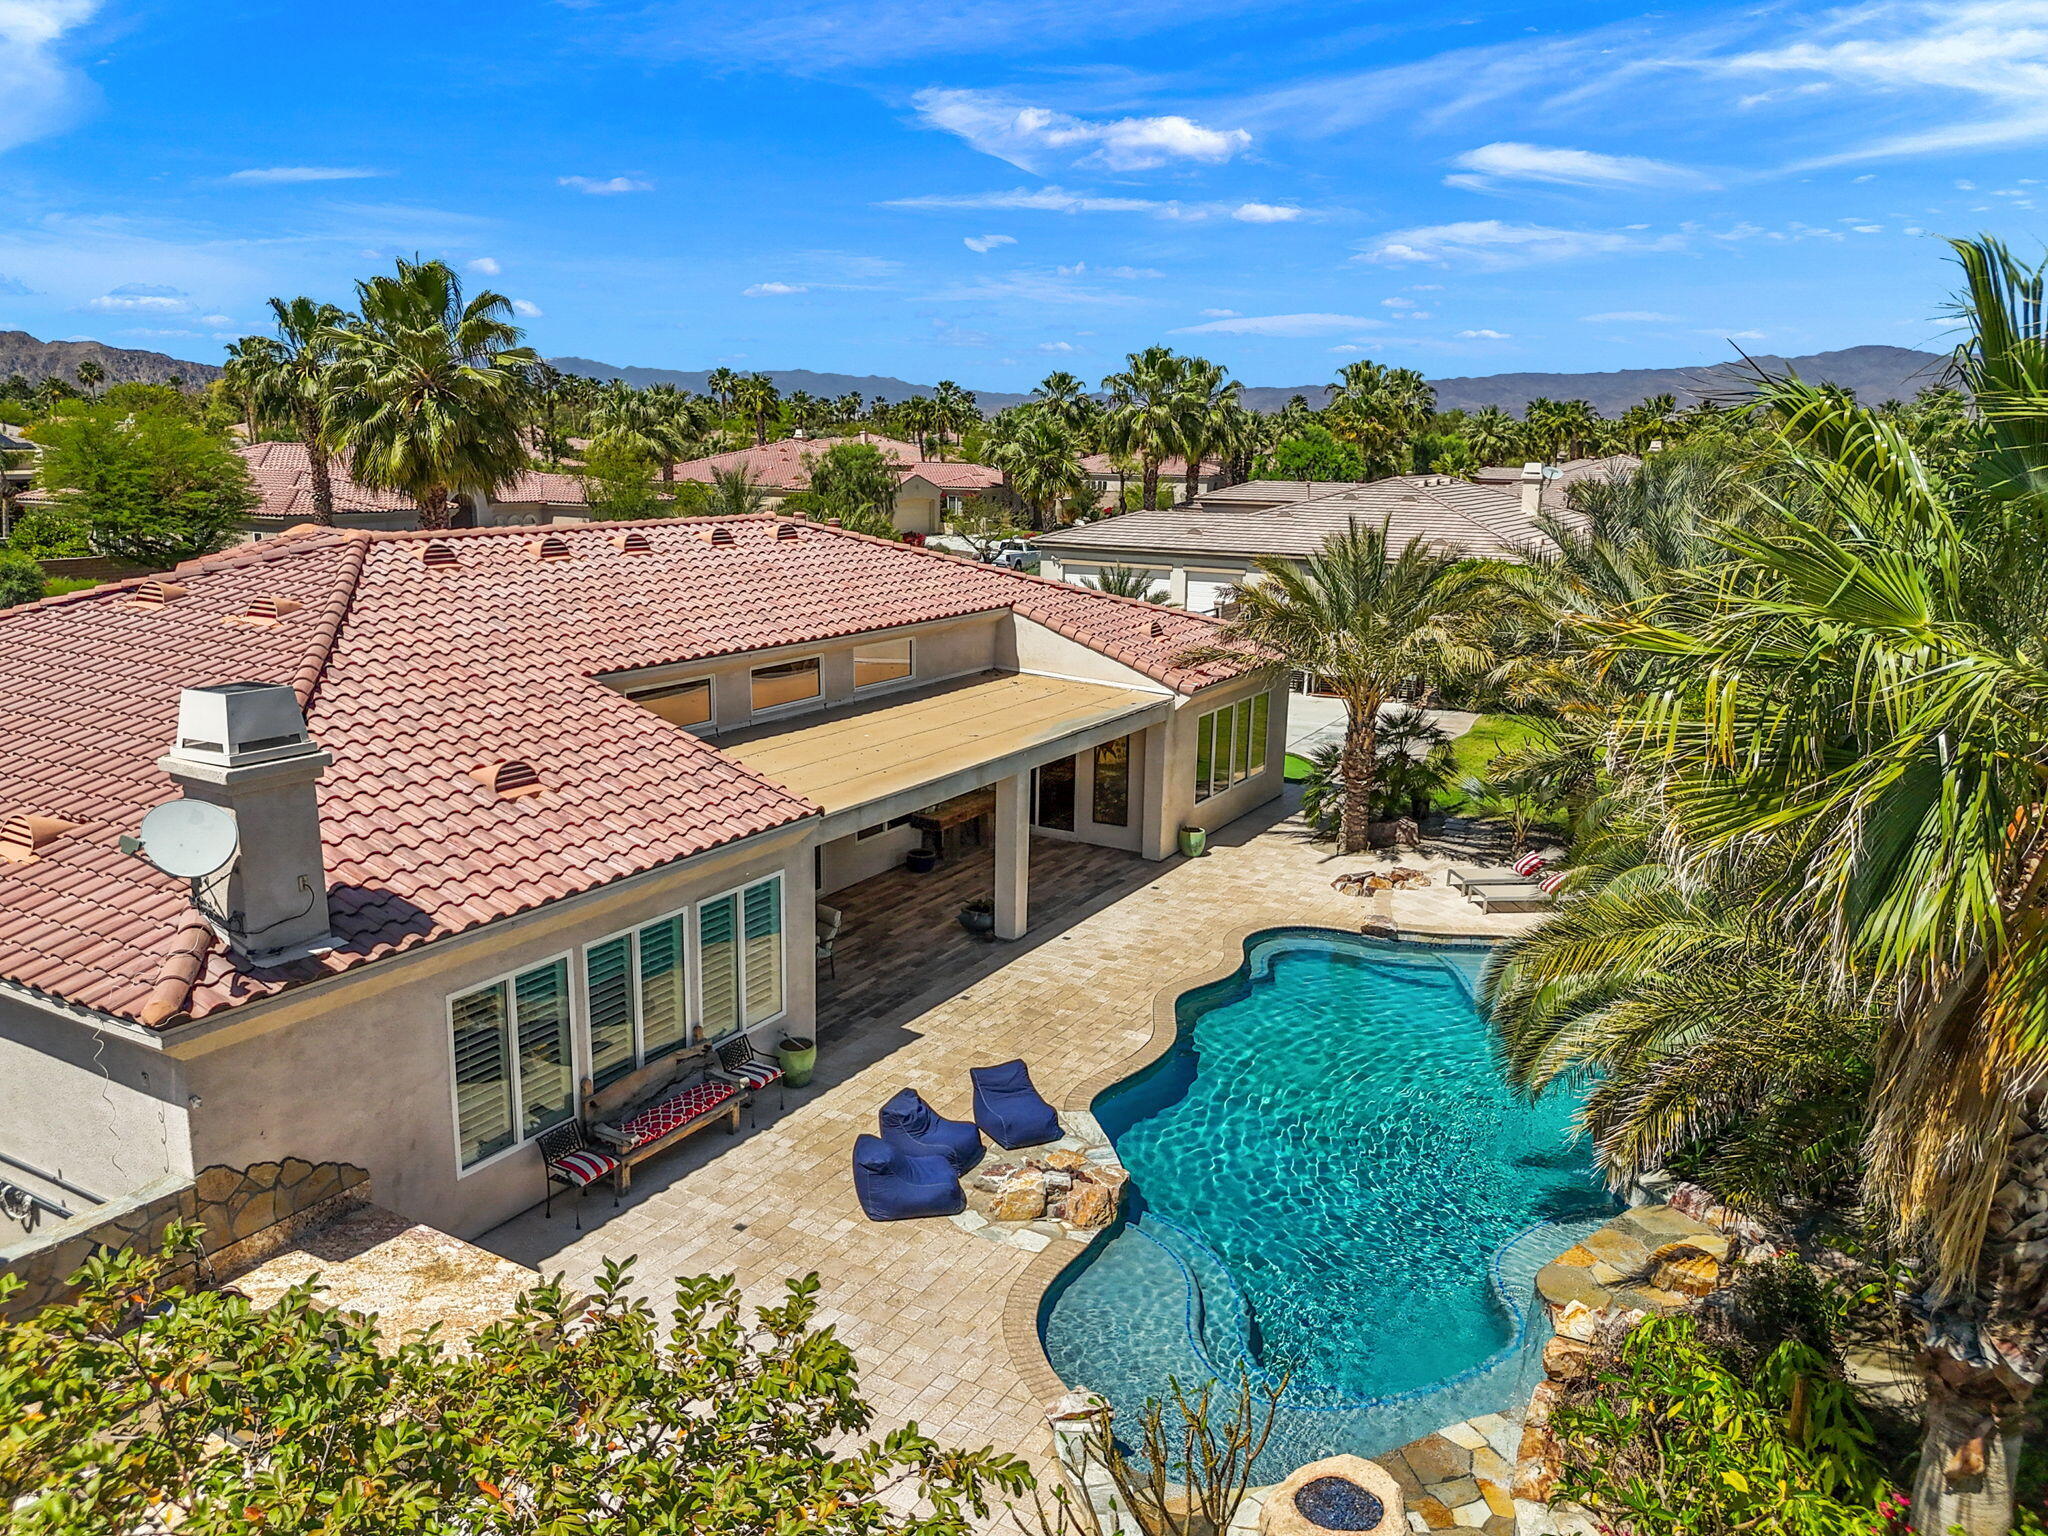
left=448, top=953, right=575, bottom=1172
left=637, top=913, right=688, bottom=1055
left=583, top=933, right=638, bottom=1088
left=743, top=877, right=784, bottom=1025
left=698, top=893, right=741, bottom=1040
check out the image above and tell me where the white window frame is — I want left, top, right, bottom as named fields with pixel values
left=627, top=676, right=716, bottom=734
left=579, top=903, right=694, bottom=1090
left=697, top=872, right=790, bottom=1040
left=1192, top=693, right=1270, bottom=803
left=852, top=637, right=916, bottom=693
left=447, top=949, right=578, bottom=1179
left=748, top=655, right=824, bottom=719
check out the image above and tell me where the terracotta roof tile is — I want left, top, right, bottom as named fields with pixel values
left=0, top=517, right=1246, bottom=1029
left=670, top=434, right=1001, bottom=494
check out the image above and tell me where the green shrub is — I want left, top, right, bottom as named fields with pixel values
left=0, top=549, right=46, bottom=608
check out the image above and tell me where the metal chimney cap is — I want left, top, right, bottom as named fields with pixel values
left=170, top=682, right=317, bottom=768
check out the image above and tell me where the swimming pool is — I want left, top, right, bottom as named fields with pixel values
left=1039, top=928, right=1616, bottom=1471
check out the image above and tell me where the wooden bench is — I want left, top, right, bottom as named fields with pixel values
left=583, top=1047, right=743, bottom=1193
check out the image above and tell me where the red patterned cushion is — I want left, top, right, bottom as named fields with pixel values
left=549, top=1147, right=619, bottom=1186
left=614, top=1080, right=739, bottom=1148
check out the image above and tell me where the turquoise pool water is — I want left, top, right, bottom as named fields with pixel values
left=1040, top=928, right=1615, bottom=1469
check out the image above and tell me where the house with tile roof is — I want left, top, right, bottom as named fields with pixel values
left=1470, top=454, right=1642, bottom=518
left=234, top=441, right=593, bottom=534
left=0, top=516, right=1283, bottom=1237
left=668, top=433, right=1006, bottom=537
left=1078, top=452, right=1227, bottom=509
left=1035, top=473, right=1560, bottom=615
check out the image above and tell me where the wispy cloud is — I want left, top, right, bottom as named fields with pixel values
left=1444, top=142, right=1711, bottom=192
left=1232, top=202, right=1303, bottom=222
left=963, top=233, right=1016, bottom=252
left=743, top=281, right=808, bottom=296
left=882, top=185, right=1312, bottom=222
left=1582, top=310, right=1681, bottom=322
left=1359, top=220, right=1679, bottom=268
left=511, top=298, right=543, bottom=317
left=558, top=175, right=654, bottom=195
left=912, top=88, right=1250, bottom=173
left=1172, top=312, right=1384, bottom=336
left=2, top=1, right=100, bottom=155
left=86, top=282, right=190, bottom=314
left=467, top=256, right=502, bottom=275
left=1457, top=328, right=1512, bottom=339
left=226, top=166, right=383, bottom=184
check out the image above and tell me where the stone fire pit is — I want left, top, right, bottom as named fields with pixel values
left=1260, top=1456, right=1404, bottom=1536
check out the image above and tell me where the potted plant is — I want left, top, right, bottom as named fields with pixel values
left=958, top=896, right=996, bottom=935
left=1178, top=825, right=1208, bottom=858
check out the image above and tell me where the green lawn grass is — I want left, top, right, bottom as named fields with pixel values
left=44, top=576, right=101, bottom=597
left=1434, top=714, right=1547, bottom=813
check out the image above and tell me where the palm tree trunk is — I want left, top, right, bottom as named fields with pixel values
left=300, top=404, right=335, bottom=525
left=1142, top=458, right=1160, bottom=510
left=1912, top=1384, right=2021, bottom=1535
left=1183, top=455, right=1201, bottom=503
left=1339, top=698, right=1380, bottom=856
left=418, top=485, right=453, bottom=531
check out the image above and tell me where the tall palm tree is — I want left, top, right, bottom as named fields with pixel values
left=1031, top=371, right=1092, bottom=432
left=1102, top=346, right=1187, bottom=509
left=1466, top=404, right=1523, bottom=465
left=1183, top=520, right=1493, bottom=853
left=1326, top=361, right=1434, bottom=477
left=727, top=374, right=779, bottom=446
left=324, top=258, right=537, bottom=530
left=74, top=360, right=104, bottom=397
left=703, top=367, right=740, bottom=415
left=1591, top=243, right=2048, bottom=1533
left=989, top=413, right=1084, bottom=528
left=219, top=335, right=275, bottom=442
left=930, top=379, right=979, bottom=447
left=592, top=384, right=697, bottom=481
left=1173, top=357, right=1235, bottom=501
left=234, top=296, right=349, bottom=524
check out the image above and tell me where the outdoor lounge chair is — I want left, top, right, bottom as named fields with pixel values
left=1447, top=853, right=1547, bottom=894
left=1474, top=871, right=1566, bottom=914
left=852, top=1134, right=965, bottom=1221
left=537, top=1120, right=621, bottom=1229
left=970, top=1059, right=1062, bottom=1150
left=878, top=1088, right=984, bottom=1175
left=709, top=1029, right=785, bottom=1123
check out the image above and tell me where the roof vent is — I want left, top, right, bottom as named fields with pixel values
left=125, top=580, right=188, bottom=608
left=224, top=595, right=304, bottom=628
left=774, top=523, right=801, bottom=542
left=470, top=759, right=544, bottom=799
left=420, top=540, right=458, bottom=570
left=531, top=534, right=574, bottom=561
left=702, top=524, right=735, bottom=546
left=1149, top=618, right=1167, bottom=638
left=0, top=813, right=79, bottom=863
left=612, top=529, right=654, bottom=554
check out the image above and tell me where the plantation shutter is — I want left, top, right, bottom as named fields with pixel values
left=584, top=934, right=637, bottom=1087
left=513, top=959, right=574, bottom=1137
left=637, top=914, right=687, bottom=1054
left=1195, top=711, right=1215, bottom=802
left=743, top=878, right=784, bottom=1025
left=1248, top=693, right=1269, bottom=777
left=451, top=982, right=514, bottom=1169
left=699, top=894, right=740, bottom=1039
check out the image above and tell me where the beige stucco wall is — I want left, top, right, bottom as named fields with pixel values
left=159, top=822, right=817, bottom=1240
left=1158, top=673, right=1291, bottom=841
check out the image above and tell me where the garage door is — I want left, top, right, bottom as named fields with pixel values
left=1185, top=573, right=1240, bottom=615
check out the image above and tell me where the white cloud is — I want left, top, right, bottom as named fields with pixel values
left=743, top=281, right=808, bottom=296
left=1199, top=308, right=1239, bottom=317
left=1382, top=297, right=1416, bottom=309
left=1055, top=261, right=1162, bottom=278
left=1038, top=340, right=1079, bottom=352
left=1359, top=220, right=1677, bottom=269
left=468, top=256, right=502, bottom=275
left=1172, top=313, right=1385, bottom=336
left=1715, top=328, right=1769, bottom=340
left=1232, top=202, right=1303, bottom=222
left=558, top=175, right=654, bottom=194
left=1445, top=141, right=1709, bottom=192
left=86, top=282, right=190, bottom=314
left=882, top=185, right=1191, bottom=218
left=912, top=88, right=1250, bottom=173
left=1, top=1, right=100, bottom=155
left=1457, top=328, right=1512, bottom=339
left=511, top=298, right=543, bottom=316
left=963, top=233, right=1016, bottom=252
left=1581, top=310, right=1680, bottom=322
left=226, top=166, right=382, bottom=184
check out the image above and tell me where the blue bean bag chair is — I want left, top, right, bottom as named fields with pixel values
left=878, top=1088, right=984, bottom=1175
left=852, top=1134, right=964, bottom=1221
left=970, top=1059, right=1063, bottom=1149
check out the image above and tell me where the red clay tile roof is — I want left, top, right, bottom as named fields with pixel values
left=236, top=442, right=591, bottom=520
left=1079, top=452, right=1221, bottom=479
left=0, top=517, right=1243, bottom=1029
left=670, top=434, right=1001, bottom=494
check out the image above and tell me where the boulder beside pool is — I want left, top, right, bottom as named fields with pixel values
left=1259, top=1456, right=1404, bottom=1536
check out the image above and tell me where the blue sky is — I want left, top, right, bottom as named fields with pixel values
left=2, top=0, right=2045, bottom=391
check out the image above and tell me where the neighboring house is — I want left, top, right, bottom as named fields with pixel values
left=1470, top=454, right=1642, bottom=519
left=1079, top=453, right=1227, bottom=509
left=1038, top=473, right=1556, bottom=615
left=0, top=425, right=36, bottom=540
left=668, top=433, right=1005, bottom=537
left=236, top=441, right=592, bottom=535
left=0, top=517, right=1284, bottom=1239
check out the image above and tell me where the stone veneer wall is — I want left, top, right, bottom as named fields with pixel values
left=0, top=1158, right=369, bottom=1321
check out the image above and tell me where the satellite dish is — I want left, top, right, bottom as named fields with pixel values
left=138, top=800, right=240, bottom=879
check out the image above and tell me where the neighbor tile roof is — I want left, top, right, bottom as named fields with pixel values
left=1038, top=475, right=1551, bottom=562
left=1078, top=452, right=1221, bottom=479
left=236, top=442, right=592, bottom=520
left=1472, top=454, right=1641, bottom=510
left=0, top=517, right=1244, bottom=1029
left=670, top=434, right=1000, bottom=494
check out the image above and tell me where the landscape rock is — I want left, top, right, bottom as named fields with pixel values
left=988, top=1168, right=1048, bottom=1222
left=1066, top=1177, right=1117, bottom=1229
left=1648, top=1242, right=1721, bottom=1298
left=1043, top=1149, right=1088, bottom=1172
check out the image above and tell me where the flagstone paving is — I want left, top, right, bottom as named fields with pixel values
left=481, top=791, right=1545, bottom=1489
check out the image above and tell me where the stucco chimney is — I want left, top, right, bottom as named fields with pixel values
left=158, top=682, right=335, bottom=963
left=1518, top=461, right=1546, bottom=519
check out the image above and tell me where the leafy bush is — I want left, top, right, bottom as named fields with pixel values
left=24, top=402, right=253, bottom=566
left=1297, top=706, right=1454, bottom=838
left=0, top=549, right=46, bottom=608
left=1258, top=424, right=1366, bottom=483
left=0, top=1225, right=1032, bottom=1534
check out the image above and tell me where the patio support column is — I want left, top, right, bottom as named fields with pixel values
left=994, top=771, right=1029, bottom=940
left=1139, top=721, right=1174, bottom=860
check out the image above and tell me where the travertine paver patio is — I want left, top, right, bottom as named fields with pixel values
left=480, top=791, right=1548, bottom=1478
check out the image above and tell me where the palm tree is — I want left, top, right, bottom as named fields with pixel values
left=1183, top=520, right=1493, bottom=853
left=1173, top=357, right=1235, bottom=501
left=592, top=384, right=697, bottom=481
left=989, top=413, right=1084, bottom=528
left=703, top=366, right=740, bottom=415
left=1086, top=566, right=1172, bottom=603
left=930, top=379, right=979, bottom=447
left=1466, top=404, right=1523, bottom=465
left=729, top=374, right=780, bottom=446
left=1588, top=241, right=2048, bottom=1533
left=219, top=335, right=275, bottom=441
left=1031, top=371, right=1092, bottom=432
left=1326, top=361, right=1434, bottom=477
left=74, top=360, right=104, bottom=397
left=234, top=296, right=349, bottom=524
left=324, top=258, right=537, bottom=530
left=1102, top=346, right=1188, bottom=510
